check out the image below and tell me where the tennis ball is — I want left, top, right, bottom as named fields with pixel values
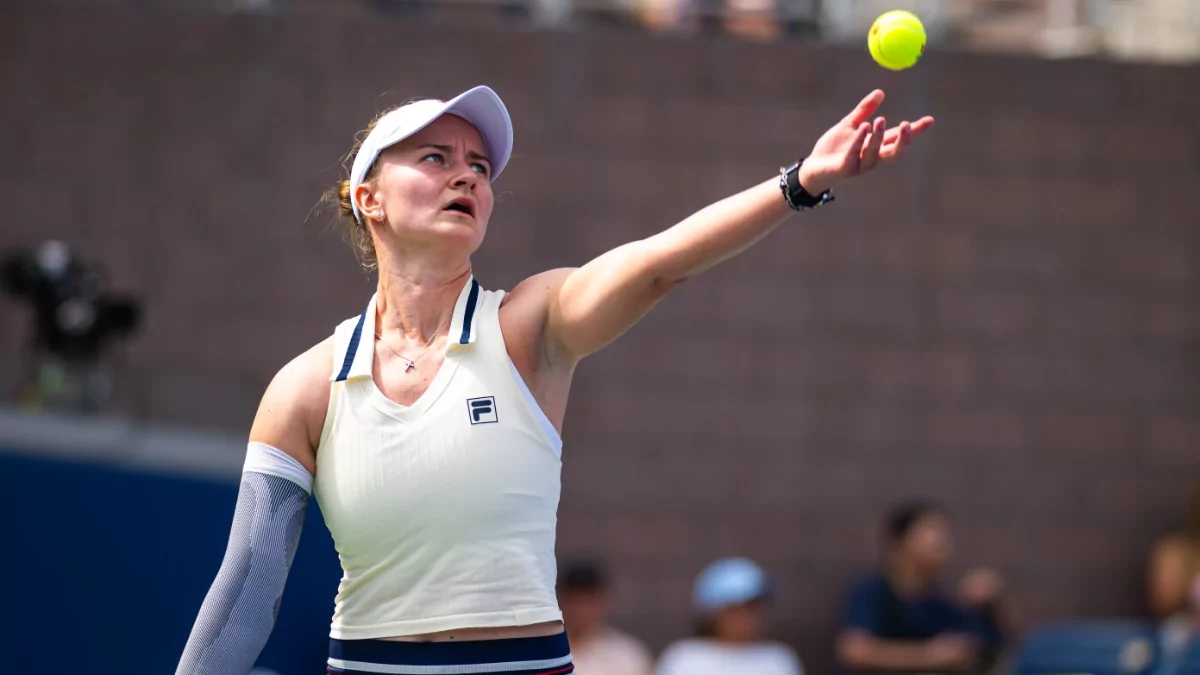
left=868, top=10, right=926, bottom=71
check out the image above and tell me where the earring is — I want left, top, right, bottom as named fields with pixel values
left=376, top=213, right=386, bottom=223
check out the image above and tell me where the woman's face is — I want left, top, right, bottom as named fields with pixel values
left=359, top=114, right=495, bottom=259
left=713, top=598, right=768, bottom=643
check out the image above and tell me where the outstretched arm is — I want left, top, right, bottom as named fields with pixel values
left=542, top=90, right=933, bottom=364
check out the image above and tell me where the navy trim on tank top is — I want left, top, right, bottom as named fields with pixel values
left=459, top=278, right=480, bottom=344
left=335, top=311, right=368, bottom=382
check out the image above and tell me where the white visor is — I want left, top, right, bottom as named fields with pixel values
left=349, top=85, right=514, bottom=223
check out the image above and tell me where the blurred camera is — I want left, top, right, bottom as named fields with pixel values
left=1, top=241, right=141, bottom=361
left=2, top=241, right=142, bottom=413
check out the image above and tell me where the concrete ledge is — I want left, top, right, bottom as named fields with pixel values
left=0, top=406, right=246, bottom=483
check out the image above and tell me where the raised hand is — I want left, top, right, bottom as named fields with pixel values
left=798, top=89, right=935, bottom=195
left=958, top=567, right=1005, bottom=607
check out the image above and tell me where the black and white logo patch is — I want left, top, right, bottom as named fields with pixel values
left=467, top=396, right=498, bottom=425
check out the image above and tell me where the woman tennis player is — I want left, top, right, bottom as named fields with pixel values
left=175, top=85, right=932, bottom=675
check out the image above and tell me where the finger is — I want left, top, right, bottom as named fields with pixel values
left=860, top=116, right=886, bottom=170
left=845, top=89, right=885, bottom=128
left=908, top=116, right=935, bottom=135
left=879, top=122, right=912, bottom=161
left=879, top=123, right=912, bottom=161
left=879, top=116, right=935, bottom=145
left=846, top=122, right=872, bottom=167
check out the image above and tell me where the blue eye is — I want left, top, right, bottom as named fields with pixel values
left=472, top=163, right=490, bottom=176
left=423, top=153, right=444, bottom=164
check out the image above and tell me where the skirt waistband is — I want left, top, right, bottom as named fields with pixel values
left=328, top=632, right=573, bottom=675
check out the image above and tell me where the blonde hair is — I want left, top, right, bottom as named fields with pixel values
left=322, top=104, right=406, bottom=271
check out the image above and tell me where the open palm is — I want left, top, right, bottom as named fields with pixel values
left=799, top=89, right=935, bottom=195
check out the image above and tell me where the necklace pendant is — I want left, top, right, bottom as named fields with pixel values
left=402, top=357, right=416, bottom=373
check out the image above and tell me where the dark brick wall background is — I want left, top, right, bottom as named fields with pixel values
left=2, top=3, right=1199, bottom=671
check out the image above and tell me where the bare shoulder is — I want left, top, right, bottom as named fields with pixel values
left=501, top=268, right=576, bottom=313
left=247, top=337, right=334, bottom=475
left=499, top=268, right=576, bottom=360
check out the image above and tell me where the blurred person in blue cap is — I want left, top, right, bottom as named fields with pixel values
left=558, top=559, right=654, bottom=675
left=656, top=557, right=804, bottom=675
left=175, top=80, right=931, bottom=675
left=835, top=501, right=1012, bottom=674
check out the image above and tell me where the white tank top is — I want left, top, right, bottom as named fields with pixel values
left=313, top=276, right=565, bottom=640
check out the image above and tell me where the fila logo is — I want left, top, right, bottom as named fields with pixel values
left=467, top=396, right=498, bottom=425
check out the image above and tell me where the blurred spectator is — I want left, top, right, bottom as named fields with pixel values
left=630, top=0, right=699, bottom=33
left=1147, top=478, right=1200, bottom=666
left=1149, top=478, right=1200, bottom=619
left=530, top=0, right=572, bottom=26
left=834, top=501, right=1012, bottom=675
left=719, top=0, right=781, bottom=40
left=656, top=557, right=803, bottom=675
left=559, top=559, right=654, bottom=675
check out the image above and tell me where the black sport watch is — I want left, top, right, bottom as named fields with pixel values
left=779, top=159, right=834, bottom=211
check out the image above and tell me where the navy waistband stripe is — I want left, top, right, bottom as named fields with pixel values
left=328, top=665, right=574, bottom=675
left=330, top=633, right=571, bottom=667
left=335, top=311, right=368, bottom=382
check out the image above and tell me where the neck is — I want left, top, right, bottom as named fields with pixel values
left=715, top=634, right=758, bottom=646
left=375, top=256, right=472, bottom=342
left=886, top=558, right=934, bottom=596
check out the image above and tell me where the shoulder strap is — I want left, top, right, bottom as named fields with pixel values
left=329, top=294, right=378, bottom=383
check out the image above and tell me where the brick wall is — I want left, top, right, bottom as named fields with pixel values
left=2, top=3, right=1199, bottom=671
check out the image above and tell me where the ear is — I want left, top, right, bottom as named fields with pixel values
left=353, top=181, right=383, bottom=222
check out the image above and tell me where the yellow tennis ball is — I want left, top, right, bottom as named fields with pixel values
left=869, top=10, right=926, bottom=71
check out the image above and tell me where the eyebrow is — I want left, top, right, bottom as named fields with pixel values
left=417, top=143, right=491, bottom=165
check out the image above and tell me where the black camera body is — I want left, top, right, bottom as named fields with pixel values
left=2, top=241, right=141, bottom=362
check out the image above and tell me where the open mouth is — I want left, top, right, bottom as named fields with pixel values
left=443, top=198, right=475, bottom=218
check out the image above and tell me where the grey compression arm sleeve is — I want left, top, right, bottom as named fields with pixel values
left=175, top=444, right=313, bottom=675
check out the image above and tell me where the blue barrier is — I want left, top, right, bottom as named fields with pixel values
left=1167, top=628, right=1200, bottom=675
left=1012, top=619, right=1161, bottom=675
left=0, top=451, right=342, bottom=674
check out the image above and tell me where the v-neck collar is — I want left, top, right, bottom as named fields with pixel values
left=332, top=275, right=482, bottom=423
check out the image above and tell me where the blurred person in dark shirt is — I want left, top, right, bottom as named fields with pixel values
left=835, top=501, right=1012, bottom=674
left=559, top=559, right=654, bottom=675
